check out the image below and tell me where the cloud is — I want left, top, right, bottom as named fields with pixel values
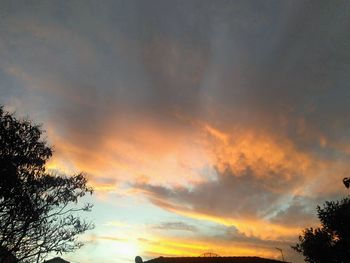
left=2, top=1, right=350, bottom=184
left=137, top=167, right=284, bottom=220
left=134, top=164, right=307, bottom=240
left=269, top=196, right=318, bottom=227
left=152, top=221, right=198, bottom=232
left=98, top=236, right=127, bottom=242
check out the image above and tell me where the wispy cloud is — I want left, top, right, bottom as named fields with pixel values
left=152, top=221, right=198, bottom=232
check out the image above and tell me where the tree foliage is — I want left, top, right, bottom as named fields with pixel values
left=0, top=107, right=94, bottom=263
left=293, top=190, right=350, bottom=263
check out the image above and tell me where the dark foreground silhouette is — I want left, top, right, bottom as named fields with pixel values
left=0, top=106, right=93, bottom=263
left=140, top=256, right=287, bottom=263
left=44, top=257, right=70, bottom=263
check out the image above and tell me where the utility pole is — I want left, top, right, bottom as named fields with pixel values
left=275, top=247, right=285, bottom=262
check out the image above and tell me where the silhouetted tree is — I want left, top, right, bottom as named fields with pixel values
left=0, top=107, right=94, bottom=263
left=293, top=180, right=350, bottom=263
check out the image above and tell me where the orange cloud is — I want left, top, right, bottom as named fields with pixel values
left=199, top=123, right=313, bottom=181
left=46, top=115, right=212, bottom=189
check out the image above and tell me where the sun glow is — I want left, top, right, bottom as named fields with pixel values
left=114, top=240, right=139, bottom=258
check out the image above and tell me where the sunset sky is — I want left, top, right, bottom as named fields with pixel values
left=1, top=1, right=350, bottom=263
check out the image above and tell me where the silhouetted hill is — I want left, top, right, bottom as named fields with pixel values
left=144, top=256, right=287, bottom=263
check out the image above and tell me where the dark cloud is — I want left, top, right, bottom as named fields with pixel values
left=270, top=193, right=343, bottom=228
left=210, top=225, right=293, bottom=248
left=269, top=196, right=318, bottom=228
left=152, top=221, right=198, bottom=232
left=1, top=1, right=350, bottom=160
left=135, top=166, right=304, bottom=220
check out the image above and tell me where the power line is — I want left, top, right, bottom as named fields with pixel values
left=275, top=247, right=285, bottom=262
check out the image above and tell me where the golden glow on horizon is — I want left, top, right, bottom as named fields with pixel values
left=138, top=235, right=281, bottom=260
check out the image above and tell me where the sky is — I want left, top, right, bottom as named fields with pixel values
left=1, top=1, right=350, bottom=262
